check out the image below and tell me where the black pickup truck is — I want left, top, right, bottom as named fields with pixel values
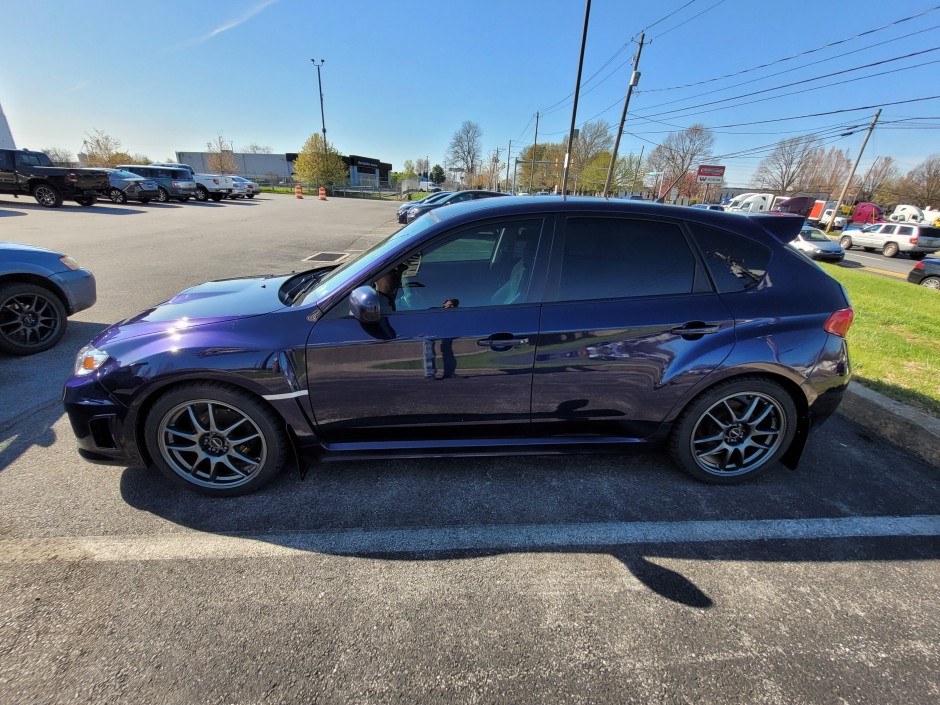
left=0, top=149, right=110, bottom=208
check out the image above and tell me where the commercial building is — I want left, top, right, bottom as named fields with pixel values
left=175, top=150, right=392, bottom=187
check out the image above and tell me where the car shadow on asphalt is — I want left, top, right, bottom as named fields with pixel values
left=117, top=416, right=940, bottom=609
left=0, top=200, right=147, bottom=215
left=0, top=209, right=27, bottom=217
left=182, top=201, right=226, bottom=207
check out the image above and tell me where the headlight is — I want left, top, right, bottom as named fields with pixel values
left=74, top=344, right=110, bottom=376
left=59, top=256, right=81, bottom=271
left=408, top=208, right=420, bottom=216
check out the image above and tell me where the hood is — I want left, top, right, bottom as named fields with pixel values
left=94, top=273, right=291, bottom=344
left=0, top=241, right=64, bottom=257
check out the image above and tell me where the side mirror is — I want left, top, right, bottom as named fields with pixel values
left=349, top=286, right=381, bottom=323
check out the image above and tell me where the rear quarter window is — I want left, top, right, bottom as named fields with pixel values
left=688, top=223, right=771, bottom=293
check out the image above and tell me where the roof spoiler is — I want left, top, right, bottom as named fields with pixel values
left=748, top=214, right=805, bottom=244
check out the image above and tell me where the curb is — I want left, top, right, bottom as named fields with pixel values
left=838, top=382, right=940, bottom=467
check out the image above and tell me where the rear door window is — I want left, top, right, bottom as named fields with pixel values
left=549, top=217, right=698, bottom=302
left=897, top=226, right=914, bottom=237
left=0, top=150, right=12, bottom=170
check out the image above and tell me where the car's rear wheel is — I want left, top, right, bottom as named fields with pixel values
left=156, top=187, right=170, bottom=203
left=0, top=283, right=67, bottom=355
left=883, top=242, right=899, bottom=258
left=32, top=183, right=63, bottom=208
left=194, top=185, right=209, bottom=202
left=145, top=383, right=289, bottom=496
left=109, top=188, right=127, bottom=204
left=668, top=377, right=797, bottom=484
left=839, top=236, right=852, bottom=249
left=921, top=276, right=940, bottom=290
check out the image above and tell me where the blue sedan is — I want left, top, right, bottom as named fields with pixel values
left=64, top=198, right=852, bottom=495
left=106, top=169, right=160, bottom=204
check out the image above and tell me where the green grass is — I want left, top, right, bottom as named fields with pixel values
left=819, top=263, right=940, bottom=416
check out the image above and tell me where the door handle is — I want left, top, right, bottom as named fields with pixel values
left=671, top=323, right=720, bottom=337
left=477, top=335, right=529, bottom=349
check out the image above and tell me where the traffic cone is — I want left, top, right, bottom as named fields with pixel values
left=319, top=187, right=327, bottom=201
left=295, top=185, right=303, bottom=199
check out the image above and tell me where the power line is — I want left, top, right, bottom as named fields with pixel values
left=642, top=0, right=698, bottom=32
left=643, top=4, right=940, bottom=92
left=656, top=0, right=728, bottom=38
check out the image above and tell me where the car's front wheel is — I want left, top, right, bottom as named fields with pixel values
left=839, top=236, right=852, bottom=250
left=668, top=377, right=797, bottom=484
left=145, top=383, right=289, bottom=496
left=0, top=283, right=68, bottom=355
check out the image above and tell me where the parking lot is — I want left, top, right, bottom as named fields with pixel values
left=1, top=195, right=938, bottom=704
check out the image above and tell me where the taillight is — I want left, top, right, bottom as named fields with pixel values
left=909, top=236, right=918, bottom=244
left=824, top=308, right=854, bottom=338
left=913, top=262, right=925, bottom=270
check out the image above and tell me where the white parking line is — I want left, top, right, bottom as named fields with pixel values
left=1, top=515, right=937, bottom=564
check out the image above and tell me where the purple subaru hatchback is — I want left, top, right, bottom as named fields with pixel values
left=64, top=198, right=853, bottom=496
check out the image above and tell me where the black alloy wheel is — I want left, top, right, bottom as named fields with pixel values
left=0, top=283, right=67, bottom=355
left=156, top=187, right=170, bottom=203
left=32, top=183, right=63, bottom=208
left=145, top=383, right=289, bottom=496
left=668, top=377, right=797, bottom=484
left=109, top=188, right=127, bottom=204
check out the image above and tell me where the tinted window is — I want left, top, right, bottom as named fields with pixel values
left=919, top=226, right=940, bottom=238
left=880, top=225, right=896, bottom=234
left=897, top=226, right=914, bottom=236
left=554, top=218, right=696, bottom=301
left=0, top=150, right=12, bottom=170
left=689, top=223, right=771, bottom=293
left=15, top=152, right=54, bottom=168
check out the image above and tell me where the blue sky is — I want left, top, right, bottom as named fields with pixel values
left=2, top=0, right=938, bottom=186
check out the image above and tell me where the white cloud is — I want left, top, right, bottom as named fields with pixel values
left=172, top=0, right=277, bottom=50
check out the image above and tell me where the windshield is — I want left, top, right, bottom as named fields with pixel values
left=800, top=228, right=831, bottom=243
left=296, top=218, right=435, bottom=306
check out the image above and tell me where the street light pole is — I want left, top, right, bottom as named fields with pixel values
left=311, top=59, right=327, bottom=152
left=561, top=0, right=591, bottom=198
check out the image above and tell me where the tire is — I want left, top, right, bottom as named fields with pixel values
left=195, top=185, right=209, bottom=202
left=0, top=283, right=68, bottom=355
left=907, top=253, right=925, bottom=261
left=667, top=376, right=798, bottom=485
left=76, top=196, right=96, bottom=207
left=177, top=196, right=190, bottom=203
left=156, top=187, right=170, bottom=203
left=247, top=193, right=255, bottom=199
left=882, top=242, right=899, bottom=258
left=144, top=382, right=289, bottom=497
left=839, top=236, right=852, bottom=250
left=32, top=183, right=63, bottom=208
left=921, top=277, right=940, bottom=290
left=109, top=188, right=127, bottom=204
left=209, top=193, right=224, bottom=202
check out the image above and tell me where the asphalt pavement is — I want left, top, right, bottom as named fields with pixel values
left=1, top=195, right=937, bottom=704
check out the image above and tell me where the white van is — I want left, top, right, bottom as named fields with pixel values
left=727, top=193, right=775, bottom=213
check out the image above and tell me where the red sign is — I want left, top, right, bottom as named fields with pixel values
left=696, top=165, right=725, bottom=178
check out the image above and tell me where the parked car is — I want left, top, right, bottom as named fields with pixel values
left=116, top=165, right=197, bottom=203
left=397, top=191, right=452, bottom=223
left=231, top=176, right=259, bottom=199
left=405, top=189, right=506, bottom=223
left=227, top=178, right=248, bottom=199
left=838, top=222, right=940, bottom=259
left=0, top=148, right=109, bottom=207
left=1, top=242, right=96, bottom=355
left=906, top=258, right=940, bottom=289
left=105, top=169, right=159, bottom=204
left=64, top=198, right=853, bottom=496
left=790, top=225, right=845, bottom=262
left=147, top=163, right=232, bottom=202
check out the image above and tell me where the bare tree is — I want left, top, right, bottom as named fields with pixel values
left=797, top=146, right=852, bottom=198
left=891, top=155, right=940, bottom=208
left=42, top=147, right=75, bottom=166
left=241, top=143, right=272, bottom=154
left=447, top=121, right=483, bottom=184
left=415, top=158, right=429, bottom=178
left=206, top=134, right=238, bottom=174
left=854, top=156, right=898, bottom=203
left=81, top=130, right=124, bottom=167
left=753, top=135, right=820, bottom=193
left=646, top=124, right=715, bottom=198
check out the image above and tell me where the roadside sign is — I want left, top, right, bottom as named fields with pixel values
left=696, top=164, right=725, bottom=184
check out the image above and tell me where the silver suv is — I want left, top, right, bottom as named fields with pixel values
left=839, top=222, right=940, bottom=259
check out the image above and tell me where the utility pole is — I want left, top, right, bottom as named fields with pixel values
left=825, top=109, right=881, bottom=234
left=603, top=32, right=645, bottom=198
left=528, top=112, right=539, bottom=193
left=561, top=0, right=591, bottom=198
left=492, top=147, right=501, bottom=190
left=311, top=59, right=327, bottom=155
left=505, top=139, right=512, bottom=192
left=513, top=158, right=519, bottom=193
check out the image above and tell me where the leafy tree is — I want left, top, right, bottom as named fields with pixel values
left=518, top=142, right=565, bottom=192
left=611, top=152, right=646, bottom=195
left=429, top=164, right=446, bottom=184
left=447, top=121, right=483, bottom=184
left=293, top=133, right=348, bottom=186
left=206, top=134, right=238, bottom=174
left=81, top=130, right=126, bottom=167
left=401, top=160, right=417, bottom=180
left=42, top=147, right=75, bottom=166
left=753, top=135, right=820, bottom=193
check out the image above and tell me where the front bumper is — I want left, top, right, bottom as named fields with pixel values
left=63, top=376, right=139, bottom=466
left=813, top=252, right=845, bottom=262
left=50, top=268, right=96, bottom=314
